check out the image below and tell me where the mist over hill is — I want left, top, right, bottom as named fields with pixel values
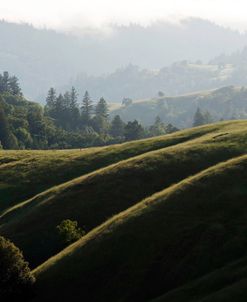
left=110, top=86, right=247, bottom=127
left=1, top=19, right=247, bottom=101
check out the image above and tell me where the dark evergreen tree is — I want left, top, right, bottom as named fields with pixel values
left=54, top=94, right=67, bottom=129
left=45, top=88, right=56, bottom=115
left=81, top=91, right=93, bottom=126
left=69, top=87, right=80, bottom=130
left=124, top=120, right=144, bottom=141
left=110, top=115, right=125, bottom=137
left=92, top=97, right=110, bottom=134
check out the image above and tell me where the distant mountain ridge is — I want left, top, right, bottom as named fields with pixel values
left=1, top=19, right=247, bottom=101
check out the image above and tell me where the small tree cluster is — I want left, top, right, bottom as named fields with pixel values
left=0, top=71, right=22, bottom=96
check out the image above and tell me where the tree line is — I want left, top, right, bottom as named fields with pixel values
left=44, top=87, right=179, bottom=144
left=0, top=72, right=179, bottom=150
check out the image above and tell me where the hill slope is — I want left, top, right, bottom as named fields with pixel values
left=1, top=121, right=247, bottom=268
left=0, top=124, right=213, bottom=212
left=32, top=153, right=247, bottom=301
left=110, top=86, right=247, bottom=127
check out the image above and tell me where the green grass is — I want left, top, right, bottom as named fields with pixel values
left=31, top=154, right=247, bottom=301
left=0, top=124, right=217, bottom=213
left=2, top=120, right=247, bottom=301
left=1, top=121, right=247, bottom=267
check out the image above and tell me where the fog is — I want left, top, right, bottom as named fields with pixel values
left=1, top=1, right=247, bottom=101
left=1, top=0, right=247, bottom=32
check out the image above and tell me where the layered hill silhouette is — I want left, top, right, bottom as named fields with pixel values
left=2, top=19, right=247, bottom=101
left=1, top=120, right=247, bottom=301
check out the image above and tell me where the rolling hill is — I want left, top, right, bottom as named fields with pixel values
left=110, top=86, right=247, bottom=127
left=1, top=120, right=247, bottom=301
left=0, top=124, right=214, bottom=212
left=32, top=152, right=247, bottom=302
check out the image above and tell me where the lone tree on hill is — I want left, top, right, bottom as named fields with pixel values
left=56, top=219, right=85, bottom=244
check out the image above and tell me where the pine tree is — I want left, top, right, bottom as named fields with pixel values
left=69, top=87, right=80, bottom=130
left=81, top=91, right=93, bottom=126
left=193, top=108, right=205, bottom=127
left=110, top=115, right=125, bottom=137
left=95, top=97, right=109, bottom=119
left=54, top=94, right=67, bottom=128
left=70, top=87, right=78, bottom=108
left=45, top=88, right=56, bottom=114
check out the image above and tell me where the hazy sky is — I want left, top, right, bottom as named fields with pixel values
left=1, top=0, right=247, bottom=31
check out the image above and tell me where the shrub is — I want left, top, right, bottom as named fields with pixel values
left=0, top=236, right=35, bottom=299
left=56, top=219, right=85, bottom=244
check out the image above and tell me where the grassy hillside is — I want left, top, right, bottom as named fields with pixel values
left=32, top=154, right=247, bottom=301
left=1, top=121, right=247, bottom=266
left=1, top=120, right=247, bottom=301
left=152, top=256, right=247, bottom=302
left=0, top=124, right=215, bottom=212
left=110, top=86, right=247, bottom=127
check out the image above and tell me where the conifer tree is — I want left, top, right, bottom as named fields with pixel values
left=45, top=88, right=56, bottom=114
left=69, top=87, right=80, bottom=130
left=110, top=115, right=125, bottom=137
left=95, top=97, right=109, bottom=119
left=193, top=108, right=205, bottom=127
left=81, top=91, right=93, bottom=125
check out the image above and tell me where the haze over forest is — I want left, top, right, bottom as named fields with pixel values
left=2, top=18, right=247, bottom=102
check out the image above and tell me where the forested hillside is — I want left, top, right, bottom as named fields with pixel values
left=0, top=72, right=178, bottom=150
left=2, top=19, right=247, bottom=101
